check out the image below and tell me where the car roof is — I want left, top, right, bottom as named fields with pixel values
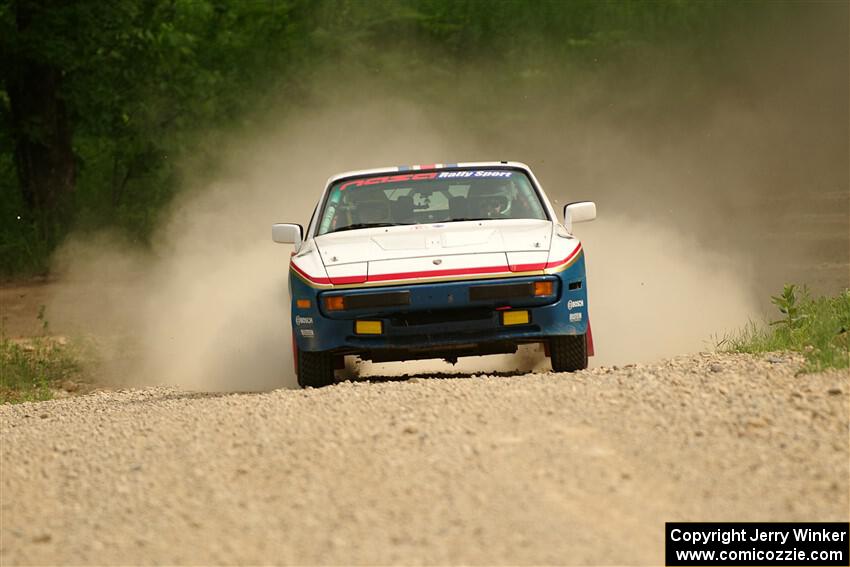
left=325, top=161, right=533, bottom=187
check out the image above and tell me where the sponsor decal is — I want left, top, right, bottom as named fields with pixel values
left=437, top=170, right=513, bottom=179
left=567, top=299, right=584, bottom=310
left=295, top=316, right=313, bottom=325
left=338, top=170, right=513, bottom=189
left=300, top=329, right=315, bottom=337
left=339, top=172, right=438, bottom=190
left=569, top=312, right=582, bottom=323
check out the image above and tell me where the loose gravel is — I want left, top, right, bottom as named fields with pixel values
left=1, top=352, right=847, bottom=565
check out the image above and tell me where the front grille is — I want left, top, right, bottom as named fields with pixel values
left=390, top=307, right=493, bottom=327
left=341, top=291, right=411, bottom=310
left=469, top=282, right=534, bottom=301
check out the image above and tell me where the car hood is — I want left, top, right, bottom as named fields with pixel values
left=314, top=219, right=555, bottom=283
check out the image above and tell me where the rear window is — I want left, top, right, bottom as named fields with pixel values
left=317, top=169, right=547, bottom=235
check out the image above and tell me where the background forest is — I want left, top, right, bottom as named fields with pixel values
left=0, top=0, right=815, bottom=276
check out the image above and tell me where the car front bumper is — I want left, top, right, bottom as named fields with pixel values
left=289, top=255, right=589, bottom=359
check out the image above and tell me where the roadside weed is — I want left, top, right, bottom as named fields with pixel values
left=720, top=286, right=850, bottom=372
left=0, top=308, right=83, bottom=404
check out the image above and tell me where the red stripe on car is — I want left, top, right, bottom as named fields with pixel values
left=545, top=244, right=582, bottom=269
left=367, top=264, right=508, bottom=282
left=290, top=244, right=582, bottom=286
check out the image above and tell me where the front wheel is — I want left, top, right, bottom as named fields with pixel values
left=549, top=334, right=588, bottom=372
left=297, top=347, right=336, bottom=388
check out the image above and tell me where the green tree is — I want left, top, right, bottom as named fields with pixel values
left=1, top=0, right=77, bottom=246
left=1, top=0, right=313, bottom=271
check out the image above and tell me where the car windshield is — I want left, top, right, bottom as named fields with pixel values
left=317, top=168, right=548, bottom=235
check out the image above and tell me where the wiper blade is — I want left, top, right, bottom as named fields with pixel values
left=331, top=223, right=400, bottom=233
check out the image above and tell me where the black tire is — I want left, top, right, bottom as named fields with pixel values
left=297, top=348, right=336, bottom=388
left=549, top=334, right=588, bottom=372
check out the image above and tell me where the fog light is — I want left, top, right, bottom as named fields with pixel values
left=501, top=310, right=530, bottom=326
left=533, top=281, right=554, bottom=296
left=323, top=296, right=346, bottom=311
left=355, top=320, right=382, bottom=335
left=296, top=299, right=311, bottom=309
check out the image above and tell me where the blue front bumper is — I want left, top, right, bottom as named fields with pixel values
left=289, top=256, right=589, bottom=358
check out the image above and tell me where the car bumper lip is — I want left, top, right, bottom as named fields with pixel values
left=296, top=301, right=586, bottom=352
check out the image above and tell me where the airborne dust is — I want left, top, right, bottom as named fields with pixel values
left=47, top=5, right=849, bottom=390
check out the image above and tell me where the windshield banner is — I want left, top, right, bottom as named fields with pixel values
left=339, top=170, right=513, bottom=190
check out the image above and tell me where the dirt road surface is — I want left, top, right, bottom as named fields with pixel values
left=1, top=352, right=847, bottom=565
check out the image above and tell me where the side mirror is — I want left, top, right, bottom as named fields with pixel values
left=563, top=201, right=596, bottom=233
left=272, top=223, right=303, bottom=248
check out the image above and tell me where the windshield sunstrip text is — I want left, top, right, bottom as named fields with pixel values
left=339, top=170, right=513, bottom=190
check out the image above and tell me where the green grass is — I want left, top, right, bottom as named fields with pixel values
left=0, top=336, right=83, bottom=404
left=0, top=309, right=84, bottom=404
left=720, top=285, right=850, bottom=372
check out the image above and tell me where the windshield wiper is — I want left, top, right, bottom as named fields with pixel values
left=331, top=222, right=401, bottom=234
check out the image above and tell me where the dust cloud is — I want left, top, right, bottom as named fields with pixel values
left=46, top=4, right=847, bottom=388
left=47, top=98, right=758, bottom=387
left=49, top=102, right=483, bottom=390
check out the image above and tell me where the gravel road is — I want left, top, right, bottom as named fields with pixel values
left=1, top=352, right=848, bottom=565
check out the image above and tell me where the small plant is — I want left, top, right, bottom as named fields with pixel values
left=36, top=304, right=48, bottom=333
left=770, top=284, right=807, bottom=328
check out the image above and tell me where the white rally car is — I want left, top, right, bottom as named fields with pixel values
left=273, top=161, right=596, bottom=388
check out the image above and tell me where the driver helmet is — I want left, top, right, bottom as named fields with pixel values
left=469, top=180, right=511, bottom=218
